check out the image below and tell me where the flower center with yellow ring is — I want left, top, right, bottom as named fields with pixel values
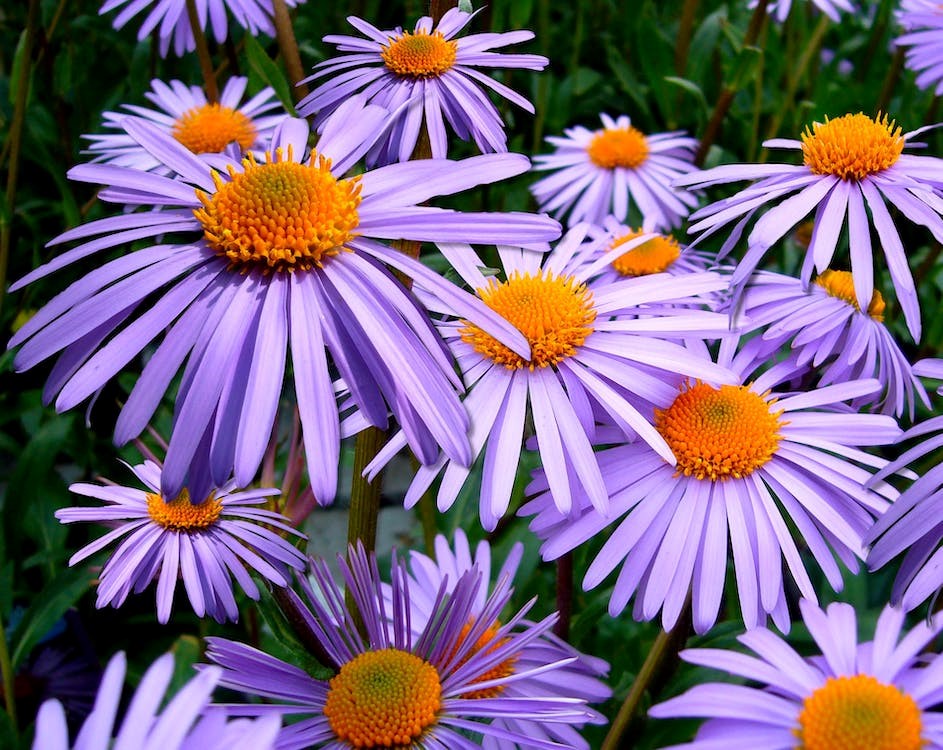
left=324, top=648, right=441, bottom=748
left=194, top=148, right=362, bottom=273
left=610, top=230, right=681, bottom=276
left=450, top=621, right=517, bottom=699
left=146, top=489, right=222, bottom=531
left=587, top=127, right=649, bottom=169
left=460, top=271, right=597, bottom=370
left=796, top=674, right=923, bottom=750
left=172, top=103, right=257, bottom=154
left=655, top=382, right=783, bottom=481
left=801, top=113, right=904, bottom=181
left=815, top=270, right=886, bottom=321
left=381, top=30, right=458, bottom=78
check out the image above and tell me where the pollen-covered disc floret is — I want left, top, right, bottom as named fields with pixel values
left=194, top=147, right=362, bottom=273
left=172, top=103, right=257, bottom=154
left=655, top=382, right=783, bottom=480
left=587, top=126, right=650, bottom=169
left=381, top=30, right=458, bottom=78
left=801, top=113, right=904, bottom=180
left=323, top=648, right=442, bottom=748
left=145, top=489, right=222, bottom=531
left=816, top=269, right=886, bottom=321
left=460, top=271, right=596, bottom=369
left=451, top=621, right=517, bottom=700
left=610, top=230, right=682, bottom=276
left=797, top=675, right=923, bottom=750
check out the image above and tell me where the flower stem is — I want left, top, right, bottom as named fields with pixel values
left=271, top=0, right=309, bottom=101
left=0, top=610, right=17, bottom=731
left=347, top=427, right=385, bottom=553
left=875, top=46, right=905, bottom=116
left=675, top=0, right=700, bottom=76
left=185, top=0, right=219, bottom=102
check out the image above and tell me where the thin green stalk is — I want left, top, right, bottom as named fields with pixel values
left=530, top=0, right=552, bottom=153
left=675, top=0, right=700, bottom=76
left=271, top=0, right=309, bottom=101
left=0, top=610, right=16, bottom=730
left=185, top=0, right=219, bottom=102
left=875, top=46, right=906, bottom=116
left=747, top=18, right=768, bottom=161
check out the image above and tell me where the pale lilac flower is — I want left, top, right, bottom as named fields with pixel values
left=650, top=600, right=943, bottom=750
left=57, top=459, right=306, bottom=623
left=520, top=343, right=900, bottom=633
left=753, top=0, right=855, bottom=23
left=531, top=113, right=699, bottom=229
left=896, top=1, right=943, bottom=95
left=297, top=8, right=546, bottom=166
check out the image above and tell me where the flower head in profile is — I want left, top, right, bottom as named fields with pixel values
left=297, top=8, right=546, bottom=165
left=531, top=113, right=699, bottom=229
left=520, top=343, right=900, bottom=633
left=677, top=112, right=943, bottom=340
left=896, top=1, right=943, bottom=95
left=86, top=77, right=285, bottom=171
left=751, top=0, right=855, bottom=23
left=57, top=458, right=306, bottom=623
left=34, top=651, right=280, bottom=750
left=650, top=600, right=943, bottom=750
left=206, top=544, right=599, bottom=750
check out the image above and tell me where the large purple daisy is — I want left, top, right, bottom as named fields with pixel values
left=297, top=8, right=547, bottom=166
left=896, top=1, right=943, bottom=95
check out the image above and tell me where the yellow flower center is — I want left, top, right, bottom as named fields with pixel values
left=815, top=270, right=886, bottom=321
left=796, top=675, right=923, bottom=750
left=324, top=648, right=441, bottom=749
left=381, top=30, right=458, bottom=78
left=460, top=271, right=597, bottom=370
left=610, top=230, right=682, bottom=276
left=194, top=148, right=362, bottom=273
left=172, top=103, right=257, bottom=155
left=587, top=126, right=649, bottom=169
left=450, top=621, right=517, bottom=700
left=146, top=489, right=222, bottom=531
left=655, top=383, right=783, bottom=481
left=801, top=113, right=904, bottom=181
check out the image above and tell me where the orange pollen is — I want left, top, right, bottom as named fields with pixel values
left=796, top=674, right=923, bottom=750
left=450, top=621, right=517, bottom=700
left=587, top=126, right=649, bottom=169
left=815, top=270, right=886, bottom=321
left=324, top=648, right=441, bottom=748
left=146, top=489, right=222, bottom=531
left=172, top=103, right=257, bottom=154
left=655, top=382, right=784, bottom=481
left=194, top=147, right=362, bottom=273
left=610, top=230, right=682, bottom=276
left=801, top=113, right=904, bottom=181
left=381, top=30, right=458, bottom=78
left=460, top=270, right=597, bottom=370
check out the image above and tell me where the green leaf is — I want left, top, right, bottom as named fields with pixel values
left=663, top=76, right=709, bottom=116
left=256, top=586, right=332, bottom=680
left=9, top=30, right=28, bottom=107
left=168, top=635, right=203, bottom=697
left=729, top=45, right=764, bottom=92
left=243, top=34, right=298, bottom=116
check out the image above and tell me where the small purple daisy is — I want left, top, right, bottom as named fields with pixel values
left=751, top=0, right=856, bottom=23
left=57, top=458, right=306, bottom=624
left=650, top=600, right=943, bottom=750
left=297, top=8, right=547, bottom=165
left=896, top=1, right=943, bottom=95
left=531, top=113, right=700, bottom=229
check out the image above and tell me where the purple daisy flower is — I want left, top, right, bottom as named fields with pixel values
left=897, top=1, right=943, bottom=95
left=99, top=0, right=303, bottom=58
left=676, top=112, right=943, bottom=341
left=520, top=343, right=901, bottom=633
left=531, top=113, right=700, bottom=229
left=735, top=269, right=929, bottom=417
left=57, top=458, right=306, bottom=624
left=650, top=600, right=943, bottom=750
left=9, top=109, right=559, bottom=504
left=297, top=8, right=547, bottom=166
left=363, top=225, right=735, bottom=530
left=34, top=651, right=281, bottom=750
left=205, top=544, right=599, bottom=750
left=85, top=77, right=285, bottom=171
left=751, top=0, right=856, bottom=23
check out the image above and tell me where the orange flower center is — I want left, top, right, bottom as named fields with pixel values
left=587, top=127, right=649, bottom=169
left=381, top=30, right=458, bottom=78
left=815, top=270, right=886, bottom=321
left=801, top=113, right=904, bottom=181
left=172, top=103, right=257, bottom=154
left=194, top=148, right=362, bottom=273
left=460, top=271, right=597, bottom=369
left=655, top=383, right=783, bottom=481
left=146, top=489, right=222, bottom=531
left=324, top=649, right=441, bottom=748
left=610, top=230, right=682, bottom=276
left=796, top=675, right=923, bottom=750
left=450, top=621, right=517, bottom=699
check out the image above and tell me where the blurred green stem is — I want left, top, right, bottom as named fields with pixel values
left=530, top=0, right=552, bottom=153
left=185, top=0, right=219, bottom=102
left=747, top=19, right=767, bottom=161
left=675, top=0, right=700, bottom=76
left=272, top=0, right=309, bottom=101
left=875, top=47, right=905, bottom=116
left=0, top=611, right=16, bottom=731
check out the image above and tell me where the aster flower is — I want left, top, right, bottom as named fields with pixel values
left=205, top=544, right=599, bottom=750
left=751, top=0, right=855, bottom=23
left=735, top=269, right=929, bottom=417
left=896, top=1, right=943, bottom=95
left=363, top=225, right=735, bottom=530
left=85, top=77, right=285, bottom=171
left=531, top=113, right=700, bottom=229
left=297, top=8, right=547, bottom=166
left=56, top=458, right=307, bottom=624
left=650, top=600, right=943, bottom=750
left=676, top=112, right=943, bottom=341
left=99, top=0, right=303, bottom=58
left=9, top=110, right=559, bottom=504
left=34, top=651, right=280, bottom=750
left=520, top=343, right=901, bottom=633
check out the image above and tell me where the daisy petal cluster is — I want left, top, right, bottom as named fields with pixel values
left=896, top=0, right=943, bottom=95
